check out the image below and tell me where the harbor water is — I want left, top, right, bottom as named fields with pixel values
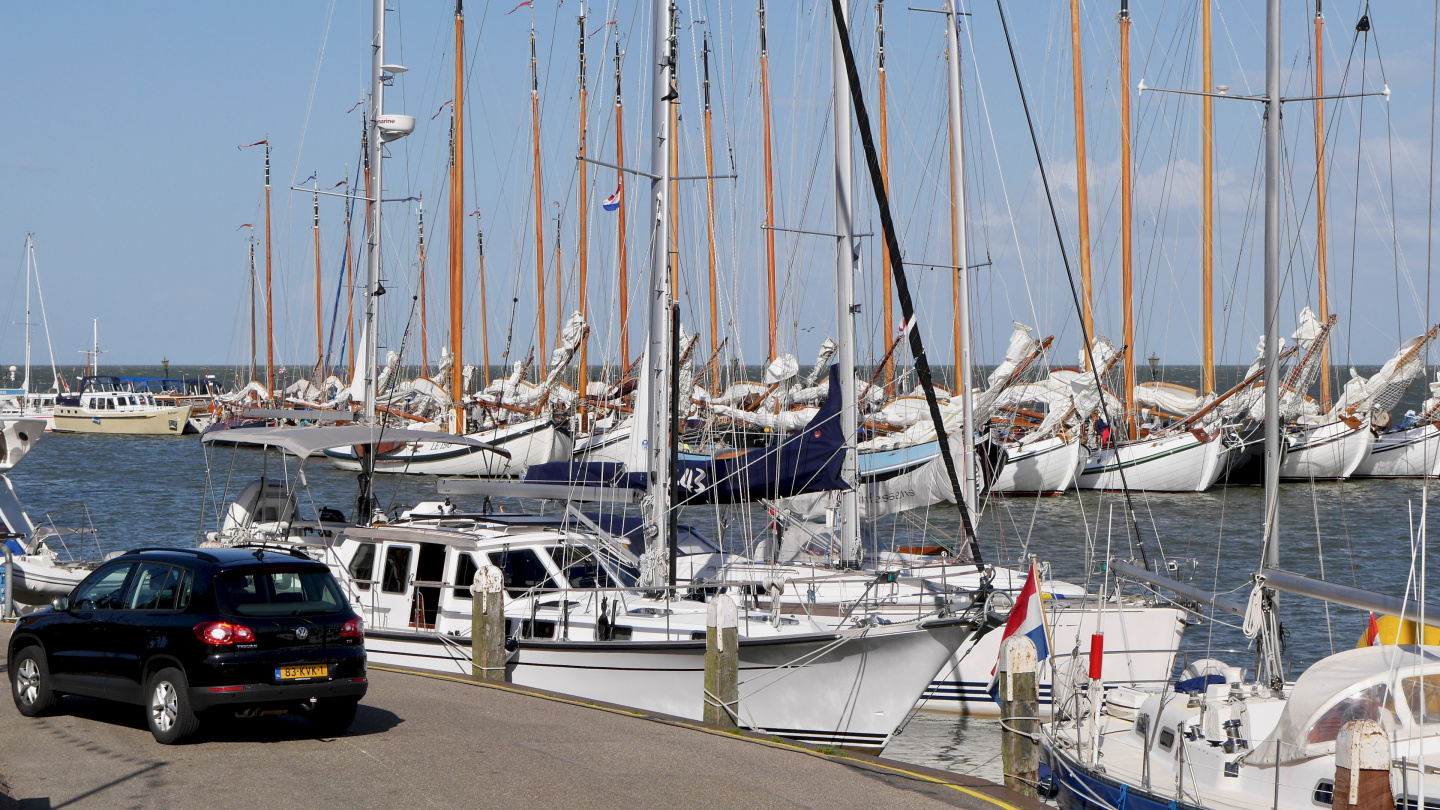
left=9, top=365, right=1440, bottom=781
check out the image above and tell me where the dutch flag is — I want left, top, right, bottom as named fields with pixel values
left=602, top=186, right=621, bottom=212
left=986, top=560, right=1051, bottom=704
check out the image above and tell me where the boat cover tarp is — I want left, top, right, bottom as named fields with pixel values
left=526, top=367, right=849, bottom=504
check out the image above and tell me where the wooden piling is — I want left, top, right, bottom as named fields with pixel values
left=471, top=565, right=507, bottom=681
left=704, top=594, right=738, bottom=729
left=999, top=635, right=1039, bottom=799
left=1333, top=719, right=1392, bottom=810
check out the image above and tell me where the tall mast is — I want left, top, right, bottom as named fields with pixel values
left=702, top=34, right=721, bottom=386
left=531, top=16, right=548, bottom=361
left=639, top=0, right=675, bottom=586
left=22, top=235, right=32, bottom=396
left=759, top=0, right=779, bottom=362
left=1120, top=0, right=1135, bottom=437
left=576, top=4, right=590, bottom=409
left=1068, top=0, right=1094, bottom=365
left=475, top=213, right=491, bottom=386
left=876, top=0, right=895, bottom=391
left=832, top=0, right=860, bottom=565
left=614, top=34, right=632, bottom=368
left=1314, top=0, right=1331, bottom=408
left=945, top=1, right=975, bottom=508
left=313, top=177, right=324, bottom=377
left=348, top=159, right=358, bottom=380
left=1259, top=0, right=1283, bottom=686
left=362, top=0, right=386, bottom=423
left=450, top=0, right=467, bottom=431
left=249, top=238, right=258, bottom=385
left=418, top=198, right=429, bottom=373
left=264, top=140, right=275, bottom=401
left=1201, top=0, right=1215, bottom=393
left=667, top=3, right=681, bottom=299
left=555, top=210, right=564, bottom=347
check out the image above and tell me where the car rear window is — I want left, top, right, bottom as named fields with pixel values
left=217, top=568, right=345, bottom=617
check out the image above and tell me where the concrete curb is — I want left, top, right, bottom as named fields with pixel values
left=369, top=663, right=1050, bottom=810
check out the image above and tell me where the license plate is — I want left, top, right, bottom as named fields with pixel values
left=276, top=664, right=329, bottom=681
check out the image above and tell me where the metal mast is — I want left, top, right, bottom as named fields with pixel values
left=832, top=0, right=860, bottom=565
left=450, top=0, right=467, bottom=430
left=945, top=2, right=975, bottom=509
left=264, top=140, right=275, bottom=402
left=313, top=177, right=324, bottom=376
left=577, top=3, right=591, bottom=410
left=363, top=0, right=385, bottom=423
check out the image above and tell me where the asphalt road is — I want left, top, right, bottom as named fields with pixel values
left=0, top=624, right=1038, bottom=810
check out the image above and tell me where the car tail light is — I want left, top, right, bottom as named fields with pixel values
left=194, top=621, right=255, bottom=646
left=341, top=616, right=364, bottom=639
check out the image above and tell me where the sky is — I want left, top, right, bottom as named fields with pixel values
left=0, top=0, right=1435, bottom=380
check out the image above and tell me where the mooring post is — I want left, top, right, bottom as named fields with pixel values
left=1000, top=634, right=1039, bottom=799
left=1333, top=719, right=1392, bottom=810
left=704, top=594, right=738, bottom=729
left=471, top=565, right=507, bottom=681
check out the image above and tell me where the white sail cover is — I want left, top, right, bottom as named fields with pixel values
left=1327, top=330, right=1432, bottom=418
left=1133, top=382, right=1207, bottom=416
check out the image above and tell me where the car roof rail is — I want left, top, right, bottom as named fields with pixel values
left=121, top=547, right=220, bottom=563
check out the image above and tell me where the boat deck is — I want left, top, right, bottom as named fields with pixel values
left=0, top=624, right=1041, bottom=810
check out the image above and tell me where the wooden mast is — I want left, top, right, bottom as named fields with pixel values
left=313, top=178, right=323, bottom=377
left=759, top=0, right=778, bottom=362
left=613, top=34, right=631, bottom=369
left=876, top=0, right=895, bottom=391
left=1120, top=0, right=1135, bottom=437
left=667, top=3, right=681, bottom=299
left=1068, top=0, right=1094, bottom=365
left=1201, top=0, right=1215, bottom=393
left=475, top=212, right=490, bottom=386
left=345, top=166, right=357, bottom=380
left=702, top=33, right=721, bottom=386
left=555, top=209, right=563, bottom=350
left=264, top=139, right=275, bottom=401
left=450, top=0, right=466, bottom=431
left=530, top=15, right=548, bottom=360
left=418, top=199, right=429, bottom=373
left=1314, top=0, right=1331, bottom=408
left=577, top=5, right=590, bottom=406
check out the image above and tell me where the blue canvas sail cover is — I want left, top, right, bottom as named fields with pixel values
left=525, top=366, right=850, bottom=505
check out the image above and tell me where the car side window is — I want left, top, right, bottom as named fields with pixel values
left=126, top=563, right=176, bottom=610
left=349, top=543, right=377, bottom=591
left=73, top=563, right=135, bottom=610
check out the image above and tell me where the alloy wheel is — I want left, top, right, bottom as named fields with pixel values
left=15, top=658, right=39, bottom=705
left=151, top=681, right=178, bottom=732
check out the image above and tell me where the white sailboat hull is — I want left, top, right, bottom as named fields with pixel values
left=1076, top=430, right=1231, bottom=492
left=920, top=601, right=1186, bottom=716
left=990, top=434, right=1080, bottom=495
left=328, top=418, right=572, bottom=477
left=1352, top=422, right=1440, bottom=478
left=363, top=618, right=973, bottom=752
left=1278, top=418, right=1374, bottom=481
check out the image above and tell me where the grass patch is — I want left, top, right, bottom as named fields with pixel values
left=817, top=746, right=836, bottom=756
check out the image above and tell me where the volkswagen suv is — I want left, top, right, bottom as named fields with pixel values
left=8, top=546, right=367, bottom=744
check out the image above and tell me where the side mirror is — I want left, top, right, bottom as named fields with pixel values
left=50, top=595, right=70, bottom=612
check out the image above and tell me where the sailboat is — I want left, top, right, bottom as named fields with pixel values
left=1043, top=2, right=1440, bottom=806
left=0, top=236, right=64, bottom=429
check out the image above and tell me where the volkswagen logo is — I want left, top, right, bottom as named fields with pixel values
left=295, top=626, right=310, bottom=640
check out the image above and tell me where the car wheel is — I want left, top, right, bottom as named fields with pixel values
left=308, top=697, right=360, bottom=736
left=11, top=647, right=57, bottom=716
left=146, top=668, right=200, bottom=744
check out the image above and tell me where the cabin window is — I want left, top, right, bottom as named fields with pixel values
left=1402, top=674, right=1440, bottom=726
left=548, top=546, right=610, bottom=589
left=1158, top=727, right=1175, bottom=751
left=348, top=543, right=376, bottom=590
left=1307, top=684, right=1397, bottom=744
left=487, top=548, right=556, bottom=598
left=1313, top=779, right=1335, bottom=806
left=454, top=553, right=479, bottom=600
left=382, top=546, right=412, bottom=594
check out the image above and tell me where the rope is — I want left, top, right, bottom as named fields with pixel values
left=702, top=686, right=740, bottom=723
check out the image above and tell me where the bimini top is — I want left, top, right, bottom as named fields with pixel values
left=201, top=425, right=508, bottom=459
left=1248, top=644, right=1440, bottom=764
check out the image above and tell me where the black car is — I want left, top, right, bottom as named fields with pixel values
left=8, top=546, right=367, bottom=744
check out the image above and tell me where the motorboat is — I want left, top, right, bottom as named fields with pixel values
left=52, top=376, right=192, bottom=436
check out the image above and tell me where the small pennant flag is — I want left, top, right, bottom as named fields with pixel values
left=505, top=0, right=532, bottom=14
left=431, top=100, right=453, bottom=120
left=346, top=100, right=365, bottom=114
left=300, top=172, right=317, bottom=185
left=237, top=223, right=254, bottom=231
left=1362, top=612, right=1382, bottom=647
left=602, top=186, right=621, bottom=211
left=238, top=139, right=268, bottom=150
left=328, top=179, right=348, bottom=191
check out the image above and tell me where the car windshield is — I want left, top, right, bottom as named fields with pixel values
left=217, top=568, right=345, bottom=617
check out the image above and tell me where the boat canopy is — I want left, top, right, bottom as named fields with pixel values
left=200, top=425, right=508, bottom=458
left=1248, top=644, right=1440, bottom=764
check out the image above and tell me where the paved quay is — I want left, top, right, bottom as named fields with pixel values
left=0, top=624, right=1041, bottom=810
